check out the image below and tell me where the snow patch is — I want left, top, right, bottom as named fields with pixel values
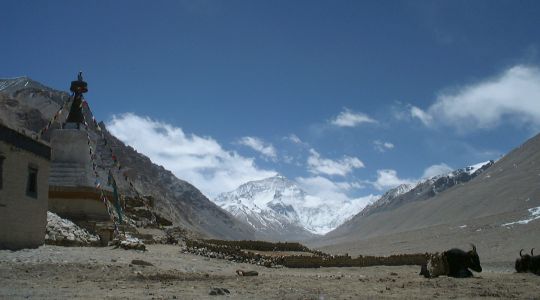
left=502, top=206, right=540, bottom=227
left=465, top=161, right=491, bottom=175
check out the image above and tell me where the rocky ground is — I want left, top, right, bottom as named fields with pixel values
left=1, top=245, right=540, bottom=299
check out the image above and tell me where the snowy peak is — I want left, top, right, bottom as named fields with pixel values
left=386, top=183, right=415, bottom=198
left=359, top=183, right=415, bottom=216
left=464, top=161, right=492, bottom=175
left=235, top=174, right=302, bottom=195
left=215, top=174, right=304, bottom=213
left=214, top=174, right=369, bottom=240
left=426, top=160, right=493, bottom=182
left=215, top=176, right=309, bottom=241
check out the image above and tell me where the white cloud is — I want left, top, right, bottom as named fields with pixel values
left=282, top=155, right=294, bottom=164
left=373, top=140, right=395, bottom=152
left=410, top=105, right=433, bottom=126
left=371, top=169, right=414, bottom=191
left=391, top=101, right=410, bottom=121
left=295, top=175, right=379, bottom=233
left=422, top=163, right=453, bottom=179
left=286, top=134, right=303, bottom=144
left=307, top=149, right=365, bottom=177
left=296, top=176, right=376, bottom=206
left=237, top=136, right=277, bottom=160
left=412, top=65, right=540, bottom=131
left=330, top=108, right=377, bottom=127
left=369, top=163, right=453, bottom=191
left=296, top=176, right=354, bottom=204
left=284, top=133, right=310, bottom=149
left=107, top=113, right=275, bottom=198
left=336, top=181, right=366, bottom=190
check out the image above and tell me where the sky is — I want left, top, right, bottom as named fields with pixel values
left=2, top=0, right=540, bottom=206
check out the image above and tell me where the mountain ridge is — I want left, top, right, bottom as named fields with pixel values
left=0, top=76, right=255, bottom=240
left=356, top=160, right=494, bottom=219
left=310, top=133, right=540, bottom=259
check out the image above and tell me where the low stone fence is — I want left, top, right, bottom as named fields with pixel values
left=203, top=239, right=311, bottom=252
left=183, top=238, right=428, bottom=269
left=277, top=253, right=427, bottom=268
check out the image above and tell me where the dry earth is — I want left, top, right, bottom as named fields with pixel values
left=313, top=212, right=540, bottom=266
left=1, top=245, right=540, bottom=299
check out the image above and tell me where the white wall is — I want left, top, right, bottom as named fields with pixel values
left=0, top=141, right=49, bottom=250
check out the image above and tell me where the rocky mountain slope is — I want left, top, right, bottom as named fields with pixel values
left=310, top=133, right=540, bottom=260
left=0, top=77, right=70, bottom=135
left=0, top=77, right=255, bottom=240
left=214, top=175, right=374, bottom=240
left=357, top=161, right=494, bottom=218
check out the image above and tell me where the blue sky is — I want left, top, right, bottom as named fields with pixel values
left=2, top=1, right=540, bottom=203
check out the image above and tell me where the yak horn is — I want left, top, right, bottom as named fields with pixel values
left=520, top=249, right=524, bottom=257
left=470, top=244, right=477, bottom=252
left=532, top=248, right=535, bottom=256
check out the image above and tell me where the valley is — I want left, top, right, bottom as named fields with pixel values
left=2, top=244, right=540, bottom=299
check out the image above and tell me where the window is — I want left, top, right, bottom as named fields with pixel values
left=0, top=155, right=4, bottom=190
left=26, top=165, right=38, bottom=198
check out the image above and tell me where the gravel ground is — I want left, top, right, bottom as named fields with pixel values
left=1, top=245, right=540, bottom=299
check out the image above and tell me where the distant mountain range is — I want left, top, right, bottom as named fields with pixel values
left=311, top=133, right=540, bottom=262
left=4, top=76, right=539, bottom=256
left=214, top=175, right=376, bottom=240
left=213, top=161, right=495, bottom=241
left=0, top=77, right=255, bottom=240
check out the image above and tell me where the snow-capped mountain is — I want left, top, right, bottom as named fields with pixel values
left=356, top=183, right=416, bottom=217
left=214, top=175, right=376, bottom=240
left=356, top=160, right=495, bottom=218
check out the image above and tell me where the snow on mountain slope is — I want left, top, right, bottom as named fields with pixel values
left=355, top=160, right=494, bottom=219
left=357, top=183, right=415, bottom=216
left=214, top=175, right=377, bottom=240
left=464, top=161, right=492, bottom=175
left=325, top=160, right=495, bottom=239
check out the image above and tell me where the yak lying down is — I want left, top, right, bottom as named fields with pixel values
left=420, top=244, right=482, bottom=278
left=515, top=248, right=540, bottom=275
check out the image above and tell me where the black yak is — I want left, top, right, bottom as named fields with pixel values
left=420, top=244, right=482, bottom=278
left=515, top=248, right=540, bottom=275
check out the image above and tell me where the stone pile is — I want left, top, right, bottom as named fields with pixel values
left=111, top=233, right=146, bottom=251
left=209, top=287, right=230, bottom=296
left=45, top=211, right=100, bottom=246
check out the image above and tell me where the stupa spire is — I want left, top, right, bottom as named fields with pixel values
left=65, top=71, right=88, bottom=125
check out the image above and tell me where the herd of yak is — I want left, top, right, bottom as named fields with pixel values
left=420, top=244, right=540, bottom=278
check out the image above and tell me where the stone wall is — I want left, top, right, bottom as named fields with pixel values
left=0, top=140, right=50, bottom=250
left=48, top=186, right=111, bottom=221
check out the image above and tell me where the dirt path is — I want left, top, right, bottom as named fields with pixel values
left=1, top=245, right=539, bottom=299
